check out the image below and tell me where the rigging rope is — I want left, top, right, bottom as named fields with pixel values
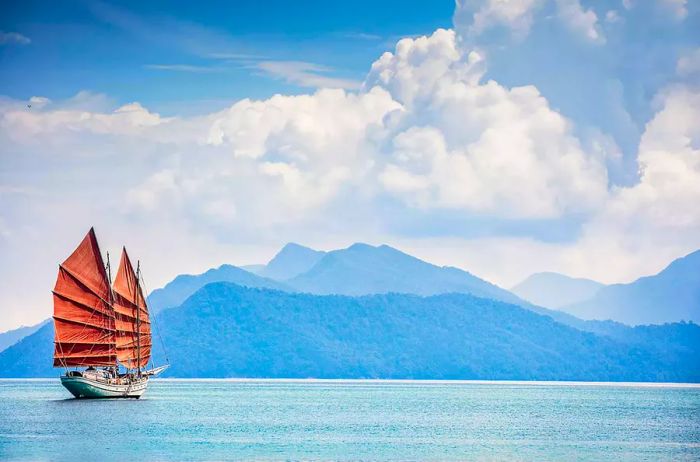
left=138, top=271, right=170, bottom=365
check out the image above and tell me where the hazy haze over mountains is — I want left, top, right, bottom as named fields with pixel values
left=511, top=273, right=604, bottom=309
left=147, top=264, right=290, bottom=314
left=564, top=250, right=700, bottom=325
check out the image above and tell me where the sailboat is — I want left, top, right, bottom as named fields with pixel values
left=53, top=228, right=168, bottom=399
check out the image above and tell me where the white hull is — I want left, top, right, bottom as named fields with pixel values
left=60, top=375, right=148, bottom=399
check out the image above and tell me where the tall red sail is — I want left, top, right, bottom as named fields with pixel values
left=112, top=248, right=151, bottom=369
left=53, top=228, right=116, bottom=367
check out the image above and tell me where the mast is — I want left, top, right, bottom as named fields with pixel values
left=106, top=251, right=118, bottom=372
left=136, top=261, right=141, bottom=376
left=106, top=251, right=112, bottom=284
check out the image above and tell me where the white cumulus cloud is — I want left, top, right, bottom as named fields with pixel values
left=367, top=29, right=608, bottom=218
left=555, top=0, right=604, bottom=43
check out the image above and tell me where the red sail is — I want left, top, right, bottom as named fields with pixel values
left=112, top=248, right=151, bottom=369
left=53, top=228, right=116, bottom=367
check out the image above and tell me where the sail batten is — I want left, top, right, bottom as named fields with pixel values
left=53, top=228, right=117, bottom=368
left=113, top=248, right=152, bottom=369
left=53, top=316, right=117, bottom=332
left=52, top=292, right=116, bottom=318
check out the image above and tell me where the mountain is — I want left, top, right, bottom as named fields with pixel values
left=0, top=319, right=49, bottom=353
left=147, top=264, right=291, bottom=314
left=288, top=243, right=522, bottom=305
left=3, top=283, right=697, bottom=381
left=240, top=264, right=265, bottom=274
left=259, top=243, right=326, bottom=281
left=511, top=272, right=604, bottom=309
left=564, top=250, right=700, bottom=325
left=0, top=321, right=55, bottom=377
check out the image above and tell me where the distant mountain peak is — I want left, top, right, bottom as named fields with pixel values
left=260, top=242, right=326, bottom=281
left=347, top=242, right=378, bottom=251
left=349, top=242, right=370, bottom=247
left=288, top=241, right=522, bottom=304
left=278, top=242, right=315, bottom=253
left=562, top=249, right=700, bottom=325
left=345, top=243, right=424, bottom=261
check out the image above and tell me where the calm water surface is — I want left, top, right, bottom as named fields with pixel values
left=1, top=379, right=699, bottom=461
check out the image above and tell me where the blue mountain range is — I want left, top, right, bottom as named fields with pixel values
left=2, top=282, right=697, bottom=381
left=0, top=243, right=697, bottom=380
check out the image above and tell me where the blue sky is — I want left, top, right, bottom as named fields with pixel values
left=1, top=0, right=453, bottom=113
left=0, top=0, right=699, bottom=330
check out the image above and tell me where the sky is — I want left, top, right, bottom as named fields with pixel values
left=1, top=0, right=699, bottom=331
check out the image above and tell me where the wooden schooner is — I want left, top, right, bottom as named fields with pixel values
left=53, top=228, right=168, bottom=398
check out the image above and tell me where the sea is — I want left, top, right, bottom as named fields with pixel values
left=1, top=379, right=699, bottom=461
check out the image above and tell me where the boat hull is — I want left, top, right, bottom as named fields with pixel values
left=60, top=375, right=148, bottom=399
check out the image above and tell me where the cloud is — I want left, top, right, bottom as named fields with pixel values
left=2, top=28, right=696, bottom=264
left=28, top=96, right=50, bottom=108
left=0, top=31, right=31, bottom=45
left=396, top=83, right=700, bottom=285
left=455, top=0, right=699, bottom=189
left=1, top=29, right=613, bottom=247
left=456, top=0, right=543, bottom=40
left=1, top=100, right=164, bottom=143
left=256, top=61, right=362, bottom=90
left=553, top=84, right=700, bottom=282
left=621, top=0, right=689, bottom=19
left=605, top=10, right=621, bottom=23
left=455, top=0, right=603, bottom=43
left=659, top=0, right=688, bottom=19
left=364, top=30, right=485, bottom=104
left=555, top=0, right=603, bottom=43
left=367, top=29, right=608, bottom=218
left=608, top=85, right=700, bottom=237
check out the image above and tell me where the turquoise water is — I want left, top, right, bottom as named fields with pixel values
left=1, top=380, right=699, bottom=461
